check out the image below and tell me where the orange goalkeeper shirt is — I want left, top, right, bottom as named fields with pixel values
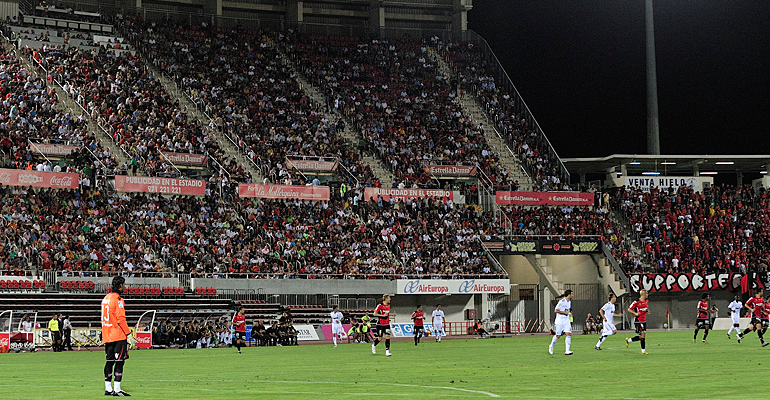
left=101, top=292, right=131, bottom=343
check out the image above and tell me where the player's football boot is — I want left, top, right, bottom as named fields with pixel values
left=641, top=350, right=648, bottom=355
left=702, top=340, right=708, bottom=344
left=385, top=350, right=392, bottom=357
left=594, top=346, right=602, bottom=350
left=105, top=391, right=114, bottom=396
left=371, top=343, right=376, bottom=354
left=112, top=390, right=131, bottom=397
left=548, top=346, right=553, bottom=355
left=625, top=338, right=630, bottom=348
left=762, top=342, right=769, bottom=347
left=564, top=351, right=573, bottom=355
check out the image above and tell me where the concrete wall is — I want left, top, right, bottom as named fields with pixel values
left=192, top=278, right=395, bottom=295
left=390, top=294, right=475, bottom=325
left=639, top=291, right=737, bottom=330
left=58, top=276, right=179, bottom=287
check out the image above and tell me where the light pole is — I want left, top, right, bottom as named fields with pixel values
left=645, top=0, right=661, bottom=155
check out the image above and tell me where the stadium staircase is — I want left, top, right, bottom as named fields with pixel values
left=145, top=65, right=264, bottom=182
left=0, top=34, right=133, bottom=172
left=428, top=49, right=534, bottom=191
left=277, top=49, right=399, bottom=187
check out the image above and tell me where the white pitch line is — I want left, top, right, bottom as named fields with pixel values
left=146, top=378, right=501, bottom=398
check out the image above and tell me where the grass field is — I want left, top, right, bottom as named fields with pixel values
left=0, top=330, right=767, bottom=399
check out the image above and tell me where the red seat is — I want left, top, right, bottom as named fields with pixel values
left=89, top=281, right=95, bottom=290
left=11, top=280, right=18, bottom=289
left=210, top=288, right=216, bottom=296
left=0, top=280, right=6, bottom=289
left=177, top=287, right=183, bottom=296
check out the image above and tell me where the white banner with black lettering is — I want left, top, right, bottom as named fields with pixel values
left=397, top=279, right=510, bottom=295
left=614, top=176, right=712, bottom=192
left=293, top=324, right=320, bottom=341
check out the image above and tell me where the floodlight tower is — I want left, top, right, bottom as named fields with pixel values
left=645, top=0, right=661, bottom=155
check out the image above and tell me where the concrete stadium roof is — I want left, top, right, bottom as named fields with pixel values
left=562, top=154, right=770, bottom=176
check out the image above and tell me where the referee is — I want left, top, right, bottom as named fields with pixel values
left=48, top=313, right=61, bottom=352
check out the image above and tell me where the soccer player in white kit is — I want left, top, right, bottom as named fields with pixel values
left=549, top=289, right=574, bottom=355
left=595, top=293, right=622, bottom=350
left=432, top=304, right=445, bottom=342
left=330, top=306, right=344, bottom=348
left=727, top=295, right=742, bottom=339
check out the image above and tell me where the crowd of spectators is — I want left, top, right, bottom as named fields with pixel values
left=611, top=185, right=770, bottom=275
left=359, top=197, right=501, bottom=276
left=122, top=20, right=377, bottom=187
left=28, top=41, right=244, bottom=181
left=444, top=41, right=568, bottom=192
left=284, top=33, right=517, bottom=191
left=0, top=44, right=123, bottom=178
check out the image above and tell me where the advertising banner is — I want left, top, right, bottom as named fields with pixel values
left=0, top=169, right=78, bottom=189
left=135, top=331, right=152, bottom=348
left=390, top=323, right=438, bottom=338
left=482, top=240, right=602, bottom=255
left=160, top=152, right=208, bottom=165
left=286, top=158, right=338, bottom=172
left=293, top=324, right=320, bottom=341
left=629, top=273, right=742, bottom=293
left=238, top=184, right=331, bottom=201
left=397, top=279, right=509, bottom=295
left=425, top=164, right=477, bottom=176
left=364, top=188, right=454, bottom=201
left=114, top=176, right=206, bottom=195
left=495, top=191, right=595, bottom=206
left=321, top=324, right=353, bottom=340
left=30, top=143, right=79, bottom=156
left=621, top=176, right=703, bottom=192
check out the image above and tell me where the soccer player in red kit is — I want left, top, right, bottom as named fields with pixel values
left=693, top=293, right=714, bottom=343
left=737, top=290, right=768, bottom=346
left=411, top=305, right=425, bottom=346
left=372, top=294, right=395, bottom=356
left=626, top=289, right=649, bottom=355
left=232, top=307, right=247, bottom=354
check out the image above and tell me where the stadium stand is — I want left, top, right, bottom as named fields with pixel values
left=285, top=33, right=517, bottom=190
left=610, top=185, right=770, bottom=275
left=125, top=20, right=378, bottom=187
left=444, top=41, right=569, bottom=191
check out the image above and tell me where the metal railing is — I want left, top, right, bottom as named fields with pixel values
left=465, top=30, right=570, bottom=186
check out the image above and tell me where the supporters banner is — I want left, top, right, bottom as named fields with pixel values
left=30, top=143, right=79, bottom=156
left=495, top=191, right=594, bottom=206
left=390, top=323, right=437, bottom=338
left=425, top=164, right=477, bottom=176
left=160, top=152, right=208, bottom=165
left=397, top=279, right=509, bottom=295
left=293, top=324, right=320, bottom=341
left=0, top=169, right=78, bottom=189
left=286, top=158, right=338, bottom=172
left=363, top=188, right=454, bottom=201
left=238, top=184, right=331, bottom=201
left=483, top=240, right=602, bottom=255
left=320, top=324, right=353, bottom=340
left=629, top=273, right=742, bottom=293
left=114, top=176, right=206, bottom=195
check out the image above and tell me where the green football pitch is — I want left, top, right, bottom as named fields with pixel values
left=0, top=330, right=766, bottom=399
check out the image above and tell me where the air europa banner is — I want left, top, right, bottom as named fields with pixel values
left=114, top=176, right=206, bottom=195
left=425, top=164, right=477, bottom=176
left=364, top=188, right=454, bottom=201
left=397, top=279, right=509, bottom=295
left=286, top=158, right=338, bottom=172
left=160, top=152, right=208, bottom=165
left=495, top=191, right=594, bottom=206
left=0, top=169, right=78, bottom=189
left=30, top=143, right=79, bottom=156
left=629, top=273, right=742, bottom=293
left=238, top=184, right=330, bottom=201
